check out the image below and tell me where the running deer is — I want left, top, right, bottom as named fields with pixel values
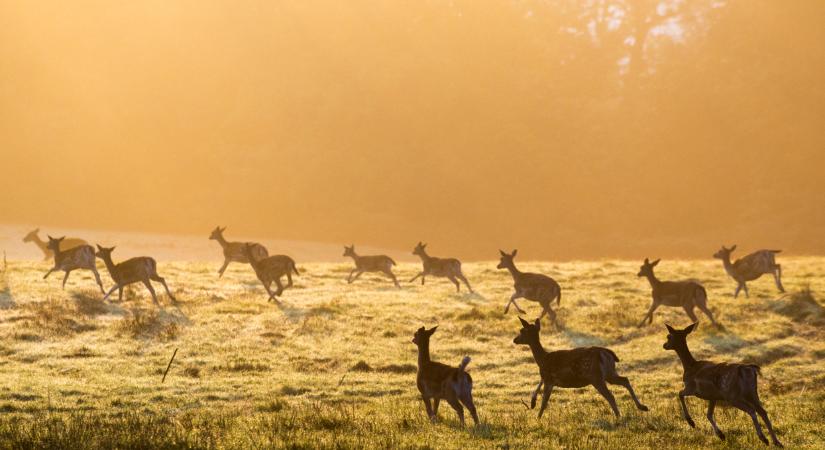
left=497, top=249, right=561, bottom=325
left=95, top=245, right=176, bottom=305
left=242, top=243, right=299, bottom=302
left=409, top=242, right=473, bottom=293
left=43, top=236, right=105, bottom=294
left=209, top=226, right=269, bottom=278
left=514, top=317, right=648, bottom=418
left=343, top=245, right=400, bottom=288
left=713, top=245, right=784, bottom=298
left=24, top=228, right=87, bottom=261
left=637, top=258, right=717, bottom=327
left=412, top=326, right=479, bottom=426
left=664, top=323, right=783, bottom=446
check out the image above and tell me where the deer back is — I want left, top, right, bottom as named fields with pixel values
left=690, top=361, right=760, bottom=401
left=541, top=347, right=617, bottom=388
left=653, top=280, right=705, bottom=307
left=225, top=242, right=268, bottom=263
left=423, top=256, right=462, bottom=276
left=110, top=257, right=157, bottom=284
left=733, top=250, right=779, bottom=280
left=56, top=245, right=97, bottom=271
left=255, top=255, right=295, bottom=279
left=514, top=272, right=560, bottom=297
left=354, top=255, right=394, bottom=271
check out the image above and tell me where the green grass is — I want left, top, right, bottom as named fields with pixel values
left=0, top=258, right=823, bottom=449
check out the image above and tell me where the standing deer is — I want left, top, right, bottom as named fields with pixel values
left=409, top=242, right=473, bottom=293
left=497, top=249, right=561, bottom=325
left=242, top=243, right=299, bottom=302
left=43, top=236, right=105, bottom=294
left=24, top=228, right=87, bottom=261
left=514, top=317, right=648, bottom=419
left=637, top=258, right=717, bottom=327
left=412, top=326, right=479, bottom=427
left=664, top=323, right=783, bottom=446
left=713, top=245, right=784, bottom=298
left=209, top=226, right=269, bottom=278
left=343, top=245, right=400, bottom=288
left=95, top=245, right=176, bottom=305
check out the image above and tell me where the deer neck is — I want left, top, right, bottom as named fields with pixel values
left=720, top=256, right=735, bottom=273
left=505, top=262, right=522, bottom=278
left=31, top=234, right=49, bottom=253
left=99, top=254, right=118, bottom=275
left=416, top=342, right=431, bottom=367
left=526, top=338, right=548, bottom=366
left=347, top=252, right=359, bottom=261
left=644, top=272, right=661, bottom=289
left=673, top=342, right=697, bottom=368
left=214, top=234, right=230, bottom=249
left=416, top=251, right=431, bottom=264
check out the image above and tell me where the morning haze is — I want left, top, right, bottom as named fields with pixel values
left=1, top=1, right=823, bottom=260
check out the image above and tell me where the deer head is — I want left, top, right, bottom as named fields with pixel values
left=412, top=242, right=427, bottom=257
left=637, top=258, right=660, bottom=278
left=94, top=244, right=116, bottom=260
left=712, top=245, right=736, bottom=260
left=209, top=226, right=227, bottom=240
left=497, top=249, right=518, bottom=269
left=45, top=235, right=65, bottom=252
left=513, top=317, right=541, bottom=345
left=343, top=245, right=356, bottom=257
left=22, top=228, right=40, bottom=243
left=411, top=325, right=437, bottom=345
left=663, top=322, right=697, bottom=350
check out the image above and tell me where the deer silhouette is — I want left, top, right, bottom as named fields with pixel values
left=497, top=249, right=561, bottom=325
left=410, top=242, right=473, bottom=293
left=637, top=258, right=717, bottom=327
left=713, top=245, right=784, bottom=298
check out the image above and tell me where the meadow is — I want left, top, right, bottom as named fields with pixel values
left=0, top=256, right=822, bottom=449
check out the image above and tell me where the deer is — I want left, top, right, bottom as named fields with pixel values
left=637, top=258, right=717, bottom=327
left=242, top=243, right=299, bottom=302
left=43, top=236, right=106, bottom=294
left=663, top=323, right=783, bottom=447
left=514, top=317, right=648, bottom=419
left=209, top=226, right=269, bottom=278
left=497, top=249, right=561, bottom=325
left=95, top=245, right=176, bottom=305
left=24, top=228, right=87, bottom=261
left=412, top=326, right=479, bottom=427
left=343, top=245, right=400, bottom=288
left=409, top=242, right=473, bottom=293
left=713, top=245, right=784, bottom=298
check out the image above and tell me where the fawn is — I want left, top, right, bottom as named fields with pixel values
left=497, top=249, right=561, bottom=325
left=24, top=228, right=87, bottom=261
left=412, top=326, right=479, bottom=426
left=664, top=323, right=783, bottom=446
left=95, top=245, right=176, bottom=305
left=343, top=245, right=400, bottom=287
left=514, top=317, right=648, bottom=418
left=637, top=258, right=717, bottom=327
left=43, top=236, right=105, bottom=294
left=713, top=245, right=784, bottom=298
left=410, top=242, right=473, bottom=293
left=242, top=244, right=299, bottom=302
left=209, top=226, right=269, bottom=278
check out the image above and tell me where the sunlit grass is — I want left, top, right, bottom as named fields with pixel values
left=0, top=258, right=822, bottom=448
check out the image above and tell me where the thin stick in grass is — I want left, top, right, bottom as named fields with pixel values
left=162, top=348, right=178, bottom=383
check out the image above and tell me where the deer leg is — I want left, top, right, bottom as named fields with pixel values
left=384, top=269, right=401, bottom=288
left=421, top=395, right=436, bottom=422
left=537, top=383, right=554, bottom=418
left=347, top=269, right=358, bottom=283
left=458, top=392, right=479, bottom=425
left=706, top=400, right=725, bottom=440
left=102, top=284, right=121, bottom=301
left=285, top=272, right=294, bottom=288
left=142, top=280, right=159, bottom=305
left=697, top=302, right=718, bottom=325
left=679, top=389, right=696, bottom=428
left=432, top=398, right=440, bottom=416
left=445, top=395, right=465, bottom=427
left=773, top=265, right=785, bottom=293
left=607, top=375, right=648, bottom=411
left=43, top=268, right=56, bottom=280
left=350, top=271, right=364, bottom=283
left=217, top=259, right=230, bottom=278
left=447, top=275, right=460, bottom=292
left=734, top=283, right=743, bottom=298
left=504, top=292, right=525, bottom=314
left=754, top=404, right=783, bottom=447
left=731, top=399, right=769, bottom=445
left=117, top=287, right=123, bottom=302
left=263, top=280, right=278, bottom=302
left=151, top=274, right=176, bottom=302
left=683, top=305, right=699, bottom=322
left=743, top=282, right=750, bottom=298
left=409, top=272, right=424, bottom=284
left=91, top=267, right=106, bottom=294
left=540, top=305, right=559, bottom=328
left=530, top=380, right=543, bottom=409
left=593, top=381, right=620, bottom=417
left=638, top=302, right=659, bottom=327
left=273, top=278, right=285, bottom=297
left=61, top=270, right=72, bottom=289
left=457, top=273, right=473, bottom=293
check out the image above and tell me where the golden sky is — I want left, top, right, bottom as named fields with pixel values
left=1, top=1, right=823, bottom=259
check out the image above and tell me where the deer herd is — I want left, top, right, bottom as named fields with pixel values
left=22, top=227, right=789, bottom=446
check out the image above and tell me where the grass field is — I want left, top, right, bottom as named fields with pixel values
left=0, top=256, right=823, bottom=449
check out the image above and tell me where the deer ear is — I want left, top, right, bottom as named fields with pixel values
left=652, top=259, right=661, bottom=266
left=34, top=228, right=39, bottom=233
left=685, top=322, right=698, bottom=333
left=665, top=324, right=676, bottom=334
left=518, top=317, right=531, bottom=328
left=499, top=249, right=506, bottom=256
left=512, top=249, right=518, bottom=257
left=534, top=318, right=541, bottom=331
left=428, top=326, right=438, bottom=335
left=730, top=245, right=736, bottom=251
left=644, top=258, right=649, bottom=264
left=96, top=244, right=103, bottom=251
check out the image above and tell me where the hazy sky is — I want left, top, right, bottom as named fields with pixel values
left=1, top=1, right=823, bottom=259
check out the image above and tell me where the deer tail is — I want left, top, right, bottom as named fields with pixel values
left=742, top=364, right=761, bottom=376
left=556, top=289, right=562, bottom=306
left=291, top=260, right=300, bottom=276
left=604, top=349, right=620, bottom=363
left=458, top=356, right=471, bottom=372
left=769, top=249, right=782, bottom=254
left=388, top=257, right=397, bottom=266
